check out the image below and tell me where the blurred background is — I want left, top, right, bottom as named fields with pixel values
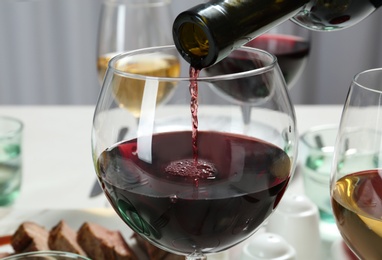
left=0, top=0, right=381, bottom=105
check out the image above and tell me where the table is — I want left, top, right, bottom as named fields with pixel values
left=0, top=105, right=348, bottom=259
left=0, top=105, right=343, bottom=210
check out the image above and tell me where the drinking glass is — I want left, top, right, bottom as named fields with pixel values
left=97, top=0, right=178, bottom=123
left=330, top=68, right=382, bottom=259
left=206, top=20, right=310, bottom=126
left=92, top=45, right=298, bottom=259
left=248, top=20, right=311, bottom=89
left=97, top=0, right=174, bottom=82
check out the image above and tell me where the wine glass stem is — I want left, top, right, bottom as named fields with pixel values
left=186, top=252, right=206, bottom=260
left=241, top=105, right=251, bottom=134
left=241, top=105, right=251, bottom=125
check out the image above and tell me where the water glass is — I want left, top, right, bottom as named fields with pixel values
left=299, top=125, right=337, bottom=222
left=0, top=116, right=23, bottom=206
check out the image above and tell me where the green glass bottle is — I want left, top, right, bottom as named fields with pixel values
left=172, top=0, right=381, bottom=69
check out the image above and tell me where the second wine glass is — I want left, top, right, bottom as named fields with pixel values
left=206, top=20, right=310, bottom=126
left=247, top=20, right=311, bottom=89
left=330, top=68, right=382, bottom=259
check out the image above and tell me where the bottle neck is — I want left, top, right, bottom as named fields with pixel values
left=173, top=0, right=380, bottom=69
left=172, top=0, right=308, bottom=69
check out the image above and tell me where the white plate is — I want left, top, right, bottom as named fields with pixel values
left=0, top=208, right=146, bottom=258
left=0, top=208, right=230, bottom=259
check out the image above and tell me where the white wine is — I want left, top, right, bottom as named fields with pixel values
left=332, top=169, right=382, bottom=259
left=97, top=52, right=116, bottom=84
left=97, top=53, right=180, bottom=118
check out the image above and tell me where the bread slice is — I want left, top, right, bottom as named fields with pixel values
left=132, top=233, right=183, bottom=260
left=48, top=220, right=86, bottom=256
left=11, top=221, right=49, bottom=252
left=0, top=252, right=11, bottom=258
left=77, top=222, right=137, bottom=260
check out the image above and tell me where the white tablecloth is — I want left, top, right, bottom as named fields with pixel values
left=0, top=105, right=343, bottom=210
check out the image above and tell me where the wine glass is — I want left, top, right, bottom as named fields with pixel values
left=96, top=0, right=177, bottom=119
left=206, top=20, right=310, bottom=126
left=92, top=45, right=298, bottom=259
left=247, top=20, right=311, bottom=89
left=330, top=68, right=382, bottom=259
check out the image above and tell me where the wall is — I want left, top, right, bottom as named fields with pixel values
left=0, top=0, right=381, bottom=105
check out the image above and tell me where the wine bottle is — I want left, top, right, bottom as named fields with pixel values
left=172, top=0, right=381, bottom=69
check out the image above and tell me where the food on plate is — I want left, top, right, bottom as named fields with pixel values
left=49, top=220, right=87, bottom=256
left=132, top=233, right=183, bottom=260
left=11, top=222, right=50, bottom=253
left=77, top=222, right=137, bottom=260
left=1, top=220, right=183, bottom=260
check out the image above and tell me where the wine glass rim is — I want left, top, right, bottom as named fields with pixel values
left=107, top=45, right=278, bottom=82
left=353, top=68, right=382, bottom=93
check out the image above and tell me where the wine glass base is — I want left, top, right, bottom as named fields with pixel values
left=186, top=252, right=206, bottom=260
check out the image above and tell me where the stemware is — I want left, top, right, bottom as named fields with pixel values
left=330, top=68, right=382, bottom=259
left=247, top=20, right=311, bottom=89
left=97, top=0, right=173, bottom=83
left=206, top=20, right=310, bottom=126
left=92, top=45, right=298, bottom=259
left=96, top=0, right=177, bottom=119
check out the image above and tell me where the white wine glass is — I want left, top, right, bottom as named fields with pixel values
left=330, top=68, right=382, bottom=259
left=92, top=45, right=298, bottom=259
left=97, top=0, right=174, bottom=82
left=96, top=0, right=176, bottom=121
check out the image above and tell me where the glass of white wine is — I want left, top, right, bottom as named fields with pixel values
left=330, top=68, right=382, bottom=259
left=96, top=0, right=178, bottom=120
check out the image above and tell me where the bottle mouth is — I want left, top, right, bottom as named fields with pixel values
left=172, top=15, right=218, bottom=69
left=178, top=23, right=209, bottom=58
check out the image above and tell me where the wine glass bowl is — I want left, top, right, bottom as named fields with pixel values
left=92, top=45, right=297, bottom=259
left=204, top=49, right=274, bottom=105
left=205, top=20, right=310, bottom=126
left=110, top=51, right=180, bottom=117
left=330, top=68, right=382, bottom=259
left=246, top=20, right=311, bottom=89
left=96, top=0, right=176, bottom=118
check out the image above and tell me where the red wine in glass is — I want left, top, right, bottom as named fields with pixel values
left=93, top=45, right=296, bottom=259
left=204, top=35, right=309, bottom=125
left=99, top=66, right=289, bottom=255
left=205, top=34, right=310, bottom=102
left=247, top=34, right=310, bottom=87
left=97, top=131, right=291, bottom=255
